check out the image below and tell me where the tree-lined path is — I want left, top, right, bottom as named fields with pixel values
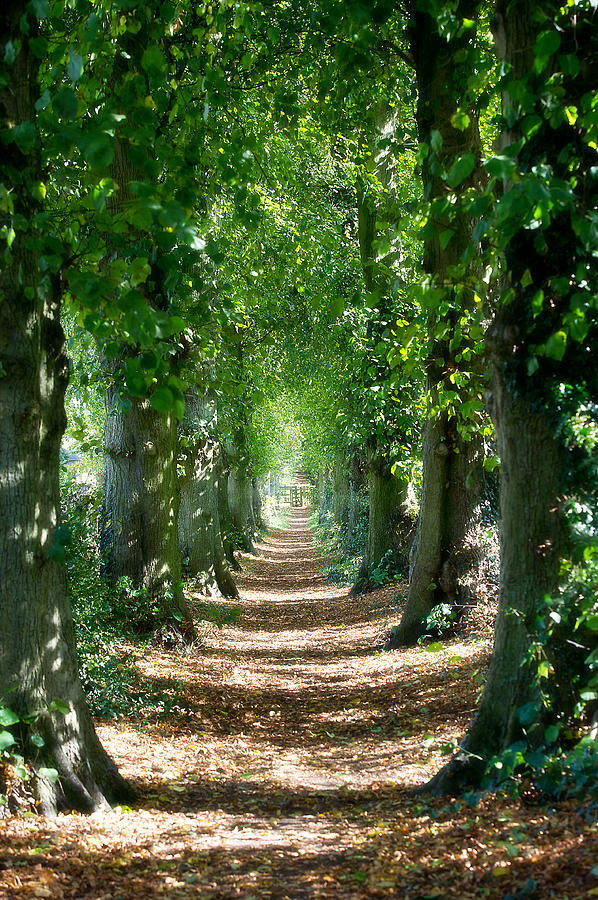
left=1, top=510, right=595, bottom=899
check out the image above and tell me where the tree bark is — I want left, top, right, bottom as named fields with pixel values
left=351, top=454, right=411, bottom=595
left=344, top=455, right=365, bottom=555
left=100, top=389, right=194, bottom=635
left=0, top=5, right=132, bottom=814
left=352, top=103, right=415, bottom=595
left=252, top=478, right=263, bottom=529
left=227, top=425, right=256, bottom=552
left=390, top=1, right=484, bottom=647
left=98, top=44, right=194, bottom=637
left=179, top=391, right=238, bottom=597
left=332, top=454, right=350, bottom=526
left=426, top=327, right=563, bottom=793
left=217, top=456, right=241, bottom=569
left=425, top=0, right=565, bottom=793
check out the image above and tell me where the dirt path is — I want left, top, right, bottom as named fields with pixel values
left=1, top=510, right=596, bottom=899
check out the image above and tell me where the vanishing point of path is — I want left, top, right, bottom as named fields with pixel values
left=1, top=509, right=596, bottom=899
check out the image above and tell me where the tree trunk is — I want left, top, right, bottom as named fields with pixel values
left=344, top=455, right=364, bottom=555
left=351, top=455, right=410, bottom=595
left=217, top=458, right=241, bottom=569
left=98, top=52, right=193, bottom=637
left=426, top=332, right=563, bottom=792
left=390, top=1, right=484, bottom=647
left=252, top=479, right=263, bottom=530
left=425, top=0, right=565, bottom=793
left=0, top=5, right=132, bottom=814
left=332, top=455, right=350, bottom=526
left=390, top=420, right=482, bottom=645
left=318, top=468, right=332, bottom=522
left=179, top=392, right=238, bottom=597
left=228, top=466, right=255, bottom=551
left=100, top=390, right=194, bottom=635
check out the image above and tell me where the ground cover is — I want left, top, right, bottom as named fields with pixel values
left=0, top=509, right=596, bottom=899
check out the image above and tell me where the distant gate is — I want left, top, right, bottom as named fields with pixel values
left=289, top=484, right=312, bottom=507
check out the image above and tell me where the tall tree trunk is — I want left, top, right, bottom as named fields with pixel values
left=352, top=104, right=415, bottom=594
left=317, top=467, right=332, bottom=522
left=179, top=392, right=238, bottom=597
left=426, top=0, right=567, bottom=793
left=427, top=327, right=563, bottom=792
left=101, top=390, right=193, bottom=634
left=0, top=5, right=132, bottom=814
left=390, top=1, right=484, bottom=646
left=227, top=426, right=256, bottom=552
left=332, top=454, right=350, bottom=526
left=351, top=454, right=411, bottom=595
left=217, top=455, right=241, bottom=570
left=98, top=45, right=194, bottom=637
left=252, top=479, right=263, bottom=529
left=344, top=455, right=365, bottom=555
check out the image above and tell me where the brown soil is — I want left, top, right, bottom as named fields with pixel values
left=0, top=508, right=596, bottom=899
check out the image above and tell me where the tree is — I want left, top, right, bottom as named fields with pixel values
left=0, top=2, right=132, bottom=814
left=389, top=0, right=486, bottom=646
left=427, top=0, right=598, bottom=793
left=179, top=390, right=238, bottom=597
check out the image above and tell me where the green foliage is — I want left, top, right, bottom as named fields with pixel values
left=61, top=474, right=192, bottom=719
left=371, top=549, right=403, bottom=586
left=310, top=497, right=369, bottom=587
left=424, top=603, right=457, bottom=636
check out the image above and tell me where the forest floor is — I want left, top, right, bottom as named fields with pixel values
left=1, top=508, right=597, bottom=899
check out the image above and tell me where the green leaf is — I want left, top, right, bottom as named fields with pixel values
left=534, top=30, right=561, bottom=60
left=37, top=766, right=59, bottom=784
left=141, top=45, right=167, bottom=77
left=48, top=544, right=65, bottom=564
left=34, top=89, right=50, bottom=112
left=425, top=642, right=443, bottom=653
left=67, top=51, right=83, bottom=82
left=0, top=709, right=19, bottom=727
left=430, top=130, right=443, bottom=154
left=445, top=153, right=475, bottom=189
left=29, top=0, right=49, bottom=19
left=585, top=614, right=598, bottom=631
left=439, top=229, right=455, bottom=250
left=173, top=395, right=185, bottom=420
left=54, top=524, right=71, bottom=546
left=544, top=724, right=560, bottom=744
left=485, top=156, right=516, bottom=180
left=537, top=659, right=551, bottom=678
left=29, top=36, right=48, bottom=58
left=451, top=109, right=470, bottom=131
left=129, top=257, right=151, bottom=286
left=544, top=330, right=567, bottom=361
left=30, top=734, right=44, bottom=748
left=49, top=698, right=70, bottom=715
left=329, top=297, right=344, bottom=319
left=13, top=122, right=36, bottom=153
left=4, top=41, right=16, bottom=65
left=517, top=700, right=541, bottom=727
left=580, top=690, right=598, bottom=701
left=0, top=730, right=16, bottom=751
left=150, top=387, right=175, bottom=414
left=54, top=87, right=78, bottom=120
left=525, top=749, right=546, bottom=769
left=81, top=131, right=114, bottom=168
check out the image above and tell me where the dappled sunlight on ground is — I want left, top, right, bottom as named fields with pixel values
left=1, top=507, right=596, bottom=899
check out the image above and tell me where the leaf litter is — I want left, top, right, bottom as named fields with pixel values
left=1, top=508, right=596, bottom=899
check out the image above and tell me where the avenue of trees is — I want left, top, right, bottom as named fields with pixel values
left=1, top=0, right=597, bottom=812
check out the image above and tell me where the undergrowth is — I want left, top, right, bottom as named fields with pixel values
left=61, top=464, right=194, bottom=721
